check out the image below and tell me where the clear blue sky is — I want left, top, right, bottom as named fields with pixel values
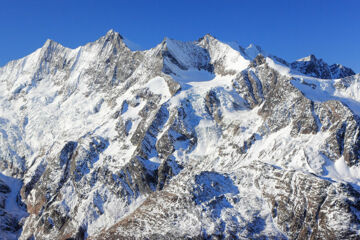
left=1, top=0, right=359, bottom=72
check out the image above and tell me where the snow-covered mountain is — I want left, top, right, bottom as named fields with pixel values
left=0, top=30, right=359, bottom=239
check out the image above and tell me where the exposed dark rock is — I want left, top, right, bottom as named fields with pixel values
left=291, top=54, right=355, bottom=79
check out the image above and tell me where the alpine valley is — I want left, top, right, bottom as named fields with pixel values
left=0, top=30, right=359, bottom=239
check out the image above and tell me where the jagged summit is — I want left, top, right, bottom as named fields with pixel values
left=291, top=53, right=355, bottom=79
left=0, top=32, right=360, bottom=239
left=103, top=29, right=124, bottom=40
left=43, top=38, right=60, bottom=47
left=296, top=54, right=318, bottom=62
left=243, top=43, right=265, bottom=60
left=40, top=38, right=68, bottom=56
left=105, top=29, right=117, bottom=35
left=197, top=33, right=217, bottom=42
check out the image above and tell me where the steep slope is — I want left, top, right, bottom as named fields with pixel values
left=0, top=30, right=359, bottom=239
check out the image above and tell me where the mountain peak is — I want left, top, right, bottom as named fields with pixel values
left=39, top=38, right=66, bottom=55
left=42, top=38, right=61, bottom=48
left=91, top=29, right=130, bottom=54
left=197, top=33, right=217, bottom=44
left=103, top=29, right=124, bottom=41
left=246, top=43, right=261, bottom=49
left=203, top=33, right=216, bottom=39
left=292, top=54, right=355, bottom=79
left=106, top=29, right=115, bottom=35
left=297, top=54, right=320, bottom=63
left=244, top=43, right=265, bottom=59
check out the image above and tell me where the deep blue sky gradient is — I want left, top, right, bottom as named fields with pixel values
left=1, top=0, right=359, bottom=71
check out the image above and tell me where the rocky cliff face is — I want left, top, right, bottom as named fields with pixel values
left=0, top=30, right=359, bottom=239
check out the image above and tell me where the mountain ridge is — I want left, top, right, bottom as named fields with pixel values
left=2, top=30, right=356, bottom=79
